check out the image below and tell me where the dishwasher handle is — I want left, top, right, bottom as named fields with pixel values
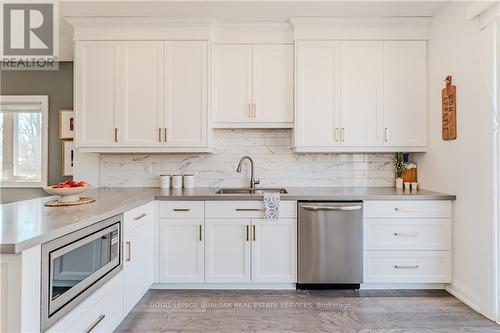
left=301, top=205, right=362, bottom=212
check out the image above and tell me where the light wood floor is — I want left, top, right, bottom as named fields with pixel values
left=116, top=290, right=500, bottom=332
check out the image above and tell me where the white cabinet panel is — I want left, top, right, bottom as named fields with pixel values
left=121, top=42, right=164, bottom=147
left=364, top=219, right=451, bottom=251
left=252, top=45, right=293, bottom=124
left=123, top=214, right=154, bottom=314
left=165, top=41, right=208, bottom=147
left=212, top=44, right=252, bottom=123
left=159, top=219, right=204, bottom=283
left=205, top=219, right=251, bottom=283
left=383, top=41, right=427, bottom=147
left=364, top=251, right=451, bottom=283
left=251, top=219, right=296, bottom=283
left=76, top=41, right=120, bottom=147
left=340, top=41, right=383, bottom=146
left=295, top=41, right=341, bottom=147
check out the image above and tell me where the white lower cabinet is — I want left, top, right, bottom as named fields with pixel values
left=205, top=219, right=252, bottom=283
left=123, top=217, right=154, bottom=314
left=363, top=200, right=452, bottom=285
left=251, top=219, right=297, bottom=283
left=159, top=219, right=205, bottom=283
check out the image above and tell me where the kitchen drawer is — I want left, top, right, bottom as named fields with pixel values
left=205, top=200, right=297, bottom=219
left=47, top=273, right=124, bottom=333
left=124, top=201, right=154, bottom=234
left=364, top=219, right=451, bottom=251
left=160, top=201, right=204, bottom=219
left=363, top=251, right=451, bottom=283
left=364, top=200, right=451, bottom=219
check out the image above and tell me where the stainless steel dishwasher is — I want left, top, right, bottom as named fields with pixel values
left=298, top=202, right=363, bottom=289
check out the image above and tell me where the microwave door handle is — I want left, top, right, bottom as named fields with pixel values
left=301, top=205, right=362, bottom=211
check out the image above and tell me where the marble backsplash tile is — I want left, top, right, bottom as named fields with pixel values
left=99, top=129, right=396, bottom=188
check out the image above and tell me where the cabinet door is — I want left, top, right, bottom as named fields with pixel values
left=340, top=41, right=383, bottom=146
left=121, top=42, right=164, bottom=147
left=123, top=218, right=154, bottom=314
left=383, top=41, right=427, bottom=147
left=159, top=219, right=204, bottom=283
left=252, top=45, right=294, bottom=124
left=295, top=41, right=341, bottom=147
left=76, top=41, right=120, bottom=147
left=212, top=44, right=253, bottom=123
left=251, top=219, right=297, bottom=283
left=165, top=41, right=208, bottom=147
left=205, top=219, right=251, bottom=283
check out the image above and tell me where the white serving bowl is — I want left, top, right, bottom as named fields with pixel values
left=43, top=184, right=91, bottom=203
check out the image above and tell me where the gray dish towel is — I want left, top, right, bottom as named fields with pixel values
left=263, top=192, right=280, bottom=220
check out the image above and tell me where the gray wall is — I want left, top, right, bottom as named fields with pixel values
left=1, top=62, right=73, bottom=203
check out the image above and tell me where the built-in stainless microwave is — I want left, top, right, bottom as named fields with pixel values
left=41, top=214, right=122, bottom=332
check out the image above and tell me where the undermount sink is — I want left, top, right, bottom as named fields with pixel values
left=215, top=188, right=288, bottom=195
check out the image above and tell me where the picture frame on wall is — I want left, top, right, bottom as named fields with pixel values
left=59, top=108, right=75, bottom=139
left=61, top=140, right=75, bottom=177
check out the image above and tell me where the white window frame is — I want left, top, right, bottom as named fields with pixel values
left=0, top=95, right=49, bottom=188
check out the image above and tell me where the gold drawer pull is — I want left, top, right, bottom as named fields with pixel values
left=173, top=208, right=191, bottom=212
left=393, top=265, right=419, bottom=269
left=126, top=241, right=131, bottom=261
left=199, top=225, right=203, bottom=241
left=236, top=208, right=264, bottom=212
left=246, top=225, right=249, bottom=241
left=394, top=208, right=421, bottom=212
left=134, top=213, right=147, bottom=220
left=84, top=314, right=105, bottom=333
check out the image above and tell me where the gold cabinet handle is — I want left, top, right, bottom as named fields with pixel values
left=164, top=128, right=167, bottom=142
left=114, top=128, right=118, bottom=142
left=236, top=208, right=264, bottom=212
left=341, top=128, right=345, bottom=142
left=248, top=104, right=252, bottom=118
left=173, top=208, right=191, bottom=212
left=384, top=128, right=389, bottom=142
left=84, top=314, right=106, bottom=333
left=253, top=104, right=256, bottom=118
left=246, top=225, right=249, bottom=241
left=394, top=208, right=421, bottom=212
left=199, top=225, right=203, bottom=241
left=134, top=213, right=147, bottom=220
left=126, top=241, right=131, bottom=261
left=252, top=225, right=256, bottom=241
left=158, top=128, right=162, bottom=142
left=335, top=128, right=339, bottom=142
left=393, top=232, right=419, bottom=237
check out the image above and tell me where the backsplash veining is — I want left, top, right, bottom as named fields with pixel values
left=99, top=129, right=395, bottom=188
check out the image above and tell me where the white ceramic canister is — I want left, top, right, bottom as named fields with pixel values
left=404, top=182, right=411, bottom=191
left=171, top=175, right=183, bottom=189
left=183, top=174, right=196, bottom=189
left=411, top=182, right=418, bottom=191
left=160, top=175, right=170, bottom=189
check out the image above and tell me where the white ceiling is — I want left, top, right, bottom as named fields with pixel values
left=58, top=1, right=450, bottom=60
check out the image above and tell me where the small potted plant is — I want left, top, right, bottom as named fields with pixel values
left=394, top=152, right=407, bottom=189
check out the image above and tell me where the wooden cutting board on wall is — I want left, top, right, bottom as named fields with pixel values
left=442, top=75, right=457, bottom=140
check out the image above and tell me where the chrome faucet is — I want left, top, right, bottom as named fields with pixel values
left=236, top=156, right=260, bottom=189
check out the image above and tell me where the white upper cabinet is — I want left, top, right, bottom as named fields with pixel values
left=340, top=41, right=383, bottom=147
left=121, top=42, right=164, bottom=147
left=295, top=41, right=341, bottom=148
left=294, top=40, right=427, bottom=152
left=211, top=44, right=294, bottom=128
left=252, top=45, right=294, bottom=124
left=75, top=40, right=209, bottom=151
left=383, top=41, right=427, bottom=148
left=212, top=44, right=252, bottom=124
left=164, top=41, right=208, bottom=147
left=76, top=42, right=121, bottom=147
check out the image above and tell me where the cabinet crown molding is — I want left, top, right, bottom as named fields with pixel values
left=290, top=16, right=431, bottom=40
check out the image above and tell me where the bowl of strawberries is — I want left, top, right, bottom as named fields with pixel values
left=44, top=181, right=90, bottom=203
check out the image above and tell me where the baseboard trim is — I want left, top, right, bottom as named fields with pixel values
left=361, top=283, right=446, bottom=290
left=151, top=283, right=296, bottom=290
left=444, top=281, right=481, bottom=313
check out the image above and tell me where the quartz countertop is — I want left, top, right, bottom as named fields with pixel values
left=0, top=187, right=455, bottom=254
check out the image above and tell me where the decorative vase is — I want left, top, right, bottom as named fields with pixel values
left=395, top=178, right=404, bottom=189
